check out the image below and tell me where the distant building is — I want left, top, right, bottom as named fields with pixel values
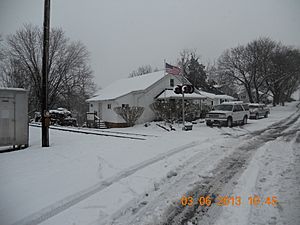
left=213, top=84, right=236, bottom=97
left=199, top=90, right=236, bottom=107
left=237, top=89, right=273, bottom=103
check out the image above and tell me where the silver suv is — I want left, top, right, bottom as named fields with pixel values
left=249, top=103, right=270, bottom=119
left=205, top=102, right=250, bottom=127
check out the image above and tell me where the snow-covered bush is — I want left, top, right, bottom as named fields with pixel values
left=150, top=100, right=205, bottom=122
left=114, top=106, right=144, bottom=126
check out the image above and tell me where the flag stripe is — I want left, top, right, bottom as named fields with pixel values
left=165, top=63, right=181, bottom=75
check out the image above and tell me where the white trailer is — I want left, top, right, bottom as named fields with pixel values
left=0, top=88, right=28, bottom=149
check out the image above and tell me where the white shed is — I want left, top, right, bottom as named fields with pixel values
left=0, top=88, right=28, bottom=149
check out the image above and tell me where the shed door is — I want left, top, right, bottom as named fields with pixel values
left=0, top=98, right=15, bottom=146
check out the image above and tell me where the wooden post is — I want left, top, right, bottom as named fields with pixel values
left=41, top=0, right=50, bottom=147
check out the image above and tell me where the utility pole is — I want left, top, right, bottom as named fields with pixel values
left=41, top=0, right=50, bottom=147
left=182, top=91, right=185, bottom=129
left=181, top=57, right=185, bottom=130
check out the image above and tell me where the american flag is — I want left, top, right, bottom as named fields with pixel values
left=165, top=63, right=181, bottom=75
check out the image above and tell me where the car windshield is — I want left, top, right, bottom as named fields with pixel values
left=249, top=105, right=259, bottom=108
left=213, top=104, right=233, bottom=111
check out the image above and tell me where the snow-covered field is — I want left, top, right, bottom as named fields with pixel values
left=0, top=102, right=299, bottom=225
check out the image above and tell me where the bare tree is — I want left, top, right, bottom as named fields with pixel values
left=217, top=37, right=300, bottom=105
left=129, top=65, right=158, bottom=77
left=114, top=106, right=144, bottom=126
left=218, top=45, right=255, bottom=102
left=177, top=49, right=197, bottom=77
left=0, top=24, right=96, bottom=121
left=0, top=35, right=4, bottom=61
left=245, top=37, right=277, bottom=102
left=266, top=45, right=300, bottom=105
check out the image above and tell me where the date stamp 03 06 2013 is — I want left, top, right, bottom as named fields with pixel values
left=180, top=195, right=278, bottom=207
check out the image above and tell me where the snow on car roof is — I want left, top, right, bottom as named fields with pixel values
left=248, top=103, right=265, bottom=106
left=49, top=108, right=71, bottom=114
left=221, top=101, right=244, bottom=104
left=87, top=71, right=166, bottom=101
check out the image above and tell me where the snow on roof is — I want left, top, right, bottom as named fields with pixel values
left=213, top=84, right=222, bottom=88
left=0, top=87, right=27, bottom=92
left=222, top=101, right=244, bottom=105
left=215, top=94, right=235, bottom=100
left=198, top=91, right=217, bottom=99
left=87, top=71, right=165, bottom=102
left=157, top=89, right=206, bottom=99
left=248, top=103, right=265, bottom=106
left=198, top=90, right=235, bottom=100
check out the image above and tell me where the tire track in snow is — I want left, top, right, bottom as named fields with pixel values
left=29, top=124, right=147, bottom=140
left=12, top=140, right=203, bottom=225
left=17, top=105, right=300, bottom=225
left=108, top=108, right=300, bottom=225
left=159, top=110, right=300, bottom=225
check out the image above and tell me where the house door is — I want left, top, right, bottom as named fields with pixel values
left=98, top=103, right=102, bottom=119
left=0, top=97, right=15, bottom=146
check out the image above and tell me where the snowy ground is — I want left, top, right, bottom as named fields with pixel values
left=0, top=102, right=299, bottom=225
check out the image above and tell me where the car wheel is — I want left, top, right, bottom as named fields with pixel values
left=264, top=112, right=269, bottom=118
left=227, top=117, right=233, bottom=127
left=206, top=121, right=212, bottom=127
left=255, top=113, right=259, bottom=120
left=242, top=116, right=247, bottom=125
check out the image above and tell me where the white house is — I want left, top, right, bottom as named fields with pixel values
left=237, top=89, right=273, bottom=103
left=87, top=71, right=188, bottom=127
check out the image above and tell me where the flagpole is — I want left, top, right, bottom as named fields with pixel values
left=164, top=59, right=167, bottom=98
left=181, top=57, right=185, bottom=130
left=164, top=59, right=167, bottom=123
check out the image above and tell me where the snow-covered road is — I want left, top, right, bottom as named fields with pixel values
left=0, top=102, right=299, bottom=225
left=107, top=104, right=300, bottom=225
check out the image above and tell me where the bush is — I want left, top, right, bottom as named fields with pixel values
left=150, top=100, right=204, bottom=122
left=114, top=106, right=144, bottom=126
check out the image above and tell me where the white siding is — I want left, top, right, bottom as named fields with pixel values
left=88, top=101, right=96, bottom=114
left=135, top=74, right=182, bottom=123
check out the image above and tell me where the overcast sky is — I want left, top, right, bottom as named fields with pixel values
left=1, top=0, right=300, bottom=88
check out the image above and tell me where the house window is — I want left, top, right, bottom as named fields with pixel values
left=90, top=104, right=93, bottom=107
left=107, top=104, right=111, bottom=109
left=170, top=79, right=174, bottom=87
left=122, top=104, right=129, bottom=108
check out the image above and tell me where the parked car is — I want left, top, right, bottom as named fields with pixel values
left=205, top=101, right=250, bottom=127
left=249, top=103, right=270, bottom=119
left=49, top=108, right=78, bottom=126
